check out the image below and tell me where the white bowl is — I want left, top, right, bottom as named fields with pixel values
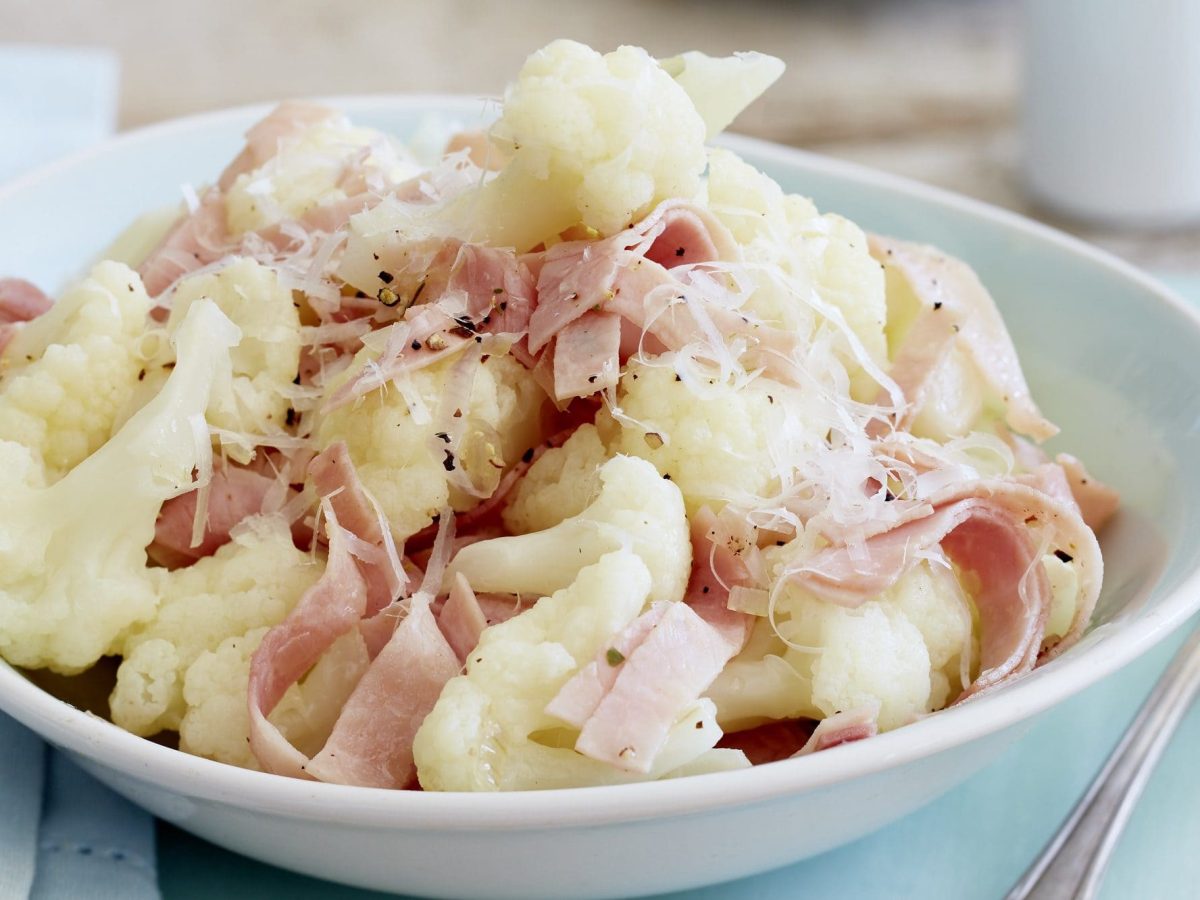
left=2, top=97, right=1199, bottom=900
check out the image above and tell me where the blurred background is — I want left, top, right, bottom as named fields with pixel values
left=4, top=0, right=1199, bottom=274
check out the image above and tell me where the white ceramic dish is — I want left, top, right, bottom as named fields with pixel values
left=2, top=97, right=1199, bottom=900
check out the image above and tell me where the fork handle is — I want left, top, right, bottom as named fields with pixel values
left=1005, top=627, right=1200, bottom=900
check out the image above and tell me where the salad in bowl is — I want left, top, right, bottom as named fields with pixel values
left=0, top=39, right=1116, bottom=795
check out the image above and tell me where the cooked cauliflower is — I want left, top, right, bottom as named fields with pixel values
left=415, top=550, right=724, bottom=790
left=316, top=347, right=544, bottom=541
left=224, top=116, right=420, bottom=235
left=0, top=300, right=238, bottom=673
left=110, top=516, right=321, bottom=736
left=165, top=258, right=302, bottom=461
left=502, top=423, right=607, bottom=534
left=0, top=262, right=152, bottom=481
left=457, top=40, right=707, bottom=249
left=659, top=51, right=785, bottom=140
left=447, top=454, right=691, bottom=603
left=705, top=149, right=886, bottom=400
left=599, top=357, right=805, bottom=516
left=709, top=561, right=973, bottom=732
left=179, top=626, right=369, bottom=769
left=1042, top=553, right=1080, bottom=644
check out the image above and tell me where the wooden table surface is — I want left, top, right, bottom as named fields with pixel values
left=6, top=0, right=1198, bottom=271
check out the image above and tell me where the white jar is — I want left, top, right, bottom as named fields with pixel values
left=1022, top=0, right=1200, bottom=227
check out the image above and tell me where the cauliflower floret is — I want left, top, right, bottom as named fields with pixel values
left=109, top=516, right=321, bottom=736
left=705, top=149, right=887, bottom=400
left=316, top=348, right=544, bottom=541
left=448, top=454, right=691, bottom=604
left=0, top=262, right=152, bottom=481
left=599, top=358, right=804, bottom=516
left=0, top=300, right=238, bottom=673
left=165, top=258, right=302, bottom=461
left=457, top=40, right=708, bottom=249
left=502, top=423, right=607, bottom=534
left=224, top=117, right=420, bottom=235
left=416, top=550, right=723, bottom=791
left=709, top=561, right=973, bottom=732
left=179, top=626, right=368, bottom=769
left=659, top=51, right=784, bottom=140
left=1042, top=554, right=1080, bottom=644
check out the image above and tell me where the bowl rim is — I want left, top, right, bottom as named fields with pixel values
left=2, top=94, right=1200, bottom=831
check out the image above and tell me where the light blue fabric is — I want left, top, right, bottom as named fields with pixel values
left=0, top=715, right=44, bottom=899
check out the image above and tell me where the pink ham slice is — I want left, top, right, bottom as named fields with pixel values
left=793, top=706, right=879, bottom=756
left=0, top=278, right=53, bottom=357
left=437, top=573, right=488, bottom=662
left=149, top=462, right=280, bottom=568
left=544, top=506, right=760, bottom=773
left=570, top=601, right=740, bottom=773
left=0, top=278, right=53, bottom=323
left=545, top=603, right=671, bottom=730
left=870, top=234, right=1058, bottom=443
left=787, top=479, right=1103, bottom=698
left=248, top=509, right=369, bottom=779
left=305, top=600, right=459, bottom=788
left=526, top=199, right=739, bottom=355
left=309, top=441, right=404, bottom=610
left=686, top=507, right=755, bottom=651
left=551, top=311, right=622, bottom=401
left=303, top=511, right=460, bottom=788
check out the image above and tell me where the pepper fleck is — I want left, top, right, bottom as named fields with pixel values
left=1054, top=549, right=1074, bottom=563
left=605, top=648, right=626, bottom=666
left=442, top=450, right=456, bottom=472
left=378, top=270, right=394, bottom=284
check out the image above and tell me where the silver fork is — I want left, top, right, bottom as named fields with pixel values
left=1006, top=626, right=1200, bottom=900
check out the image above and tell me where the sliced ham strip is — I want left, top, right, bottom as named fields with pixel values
left=545, top=603, right=670, bottom=729
left=527, top=199, right=738, bottom=355
left=870, top=234, right=1058, bottom=443
left=305, top=600, right=459, bottom=788
left=565, top=601, right=742, bottom=774
left=139, top=192, right=229, bottom=297
left=686, top=507, right=755, bottom=652
left=0, top=278, right=54, bottom=358
left=790, top=499, right=1047, bottom=694
left=302, top=510, right=458, bottom=787
left=787, top=479, right=1102, bottom=697
left=551, top=311, right=622, bottom=400
left=0, top=278, right=53, bottom=324
left=793, top=706, right=879, bottom=756
left=643, top=204, right=735, bottom=269
left=149, top=463, right=280, bottom=568
left=438, top=573, right=488, bottom=662
left=248, top=509, right=368, bottom=779
left=1056, top=453, right=1120, bottom=532
left=309, top=441, right=404, bottom=613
